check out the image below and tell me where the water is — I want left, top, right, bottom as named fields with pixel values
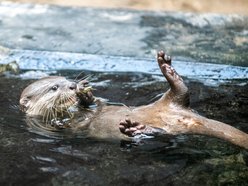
left=1, top=55, right=248, bottom=185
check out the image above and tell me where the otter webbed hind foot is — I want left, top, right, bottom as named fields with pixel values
left=119, top=119, right=167, bottom=137
left=157, top=51, right=189, bottom=107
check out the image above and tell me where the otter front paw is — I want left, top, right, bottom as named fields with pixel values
left=119, top=119, right=165, bottom=137
left=119, top=119, right=145, bottom=137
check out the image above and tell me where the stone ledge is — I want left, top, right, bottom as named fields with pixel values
left=0, top=2, right=248, bottom=66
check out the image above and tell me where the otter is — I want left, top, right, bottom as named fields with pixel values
left=19, top=51, right=248, bottom=149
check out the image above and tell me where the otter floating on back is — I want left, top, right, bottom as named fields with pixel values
left=19, top=51, right=248, bottom=149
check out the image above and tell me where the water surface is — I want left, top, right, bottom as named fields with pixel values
left=0, top=50, right=248, bottom=185
left=0, top=68, right=248, bottom=185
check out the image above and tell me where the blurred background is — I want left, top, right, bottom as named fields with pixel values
left=3, top=0, right=248, bottom=15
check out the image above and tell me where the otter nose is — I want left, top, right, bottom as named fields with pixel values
left=69, top=82, right=77, bottom=90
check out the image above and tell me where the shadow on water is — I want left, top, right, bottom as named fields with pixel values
left=0, top=69, right=248, bottom=185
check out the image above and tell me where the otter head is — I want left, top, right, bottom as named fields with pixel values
left=19, top=76, right=94, bottom=118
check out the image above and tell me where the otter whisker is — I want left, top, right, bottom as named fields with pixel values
left=42, top=96, right=57, bottom=125
left=53, top=97, right=59, bottom=120
left=46, top=105, right=54, bottom=125
left=52, top=108, right=57, bottom=121
left=60, top=93, right=66, bottom=118
left=50, top=102, right=56, bottom=120
left=60, top=93, right=69, bottom=117
left=68, top=96, right=75, bottom=106
left=64, top=92, right=72, bottom=104
left=63, top=93, right=74, bottom=118
left=53, top=107, right=58, bottom=121
left=76, top=74, right=93, bottom=83
left=45, top=110, right=51, bottom=126
left=74, top=71, right=86, bottom=82
left=46, top=109, right=53, bottom=126
left=44, top=106, right=50, bottom=125
left=66, top=103, right=74, bottom=119
left=40, top=101, right=50, bottom=121
left=42, top=105, right=48, bottom=123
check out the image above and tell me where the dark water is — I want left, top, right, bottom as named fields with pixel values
left=0, top=70, right=248, bottom=186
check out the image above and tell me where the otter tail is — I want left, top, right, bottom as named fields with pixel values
left=188, top=116, right=248, bottom=150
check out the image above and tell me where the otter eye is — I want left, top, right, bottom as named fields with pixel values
left=51, top=85, right=59, bottom=91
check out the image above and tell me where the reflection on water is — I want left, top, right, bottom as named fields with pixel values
left=0, top=70, right=248, bottom=185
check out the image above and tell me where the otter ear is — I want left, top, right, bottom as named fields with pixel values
left=19, top=97, right=30, bottom=112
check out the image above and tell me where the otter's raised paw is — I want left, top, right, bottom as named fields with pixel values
left=119, top=119, right=166, bottom=137
left=157, top=51, right=182, bottom=82
left=157, top=50, right=171, bottom=66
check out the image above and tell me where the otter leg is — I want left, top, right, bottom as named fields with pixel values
left=119, top=119, right=166, bottom=137
left=157, top=51, right=189, bottom=107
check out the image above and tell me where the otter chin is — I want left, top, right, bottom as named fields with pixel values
left=20, top=51, right=248, bottom=149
